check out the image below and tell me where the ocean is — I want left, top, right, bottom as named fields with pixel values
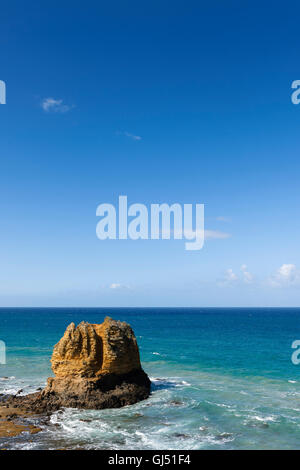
left=0, top=307, right=299, bottom=450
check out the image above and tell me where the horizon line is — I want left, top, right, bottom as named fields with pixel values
left=0, top=306, right=299, bottom=309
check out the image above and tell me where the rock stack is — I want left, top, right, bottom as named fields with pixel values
left=7, top=317, right=150, bottom=412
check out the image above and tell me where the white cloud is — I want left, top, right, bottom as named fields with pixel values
left=41, top=98, right=73, bottom=113
left=224, top=268, right=238, bottom=282
left=268, top=264, right=300, bottom=288
left=278, top=264, right=297, bottom=279
left=219, top=268, right=239, bottom=286
left=109, top=283, right=122, bottom=289
left=168, top=229, right=231, bottom=240
left=219, top=264, right=254, bottom=286
left=117, top=131, right=142, bottom=141
left=168, top=229, right=230, bottom=240
left=219, top=263, right=300, bottom=289
left=205, top=230, right=231, bottom=240
left=216, top=216, right=231, bottom=223
left=124, top=131, right=142, bottom=141
left=109, top=283, right=130, bottom=290
left=240, top=264, right=254, bottom=284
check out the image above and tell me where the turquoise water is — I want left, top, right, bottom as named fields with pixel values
left=0, top=307, right=300, bottom=450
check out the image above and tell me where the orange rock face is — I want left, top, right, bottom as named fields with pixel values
left=51, top=317, right=142, bottom=378
left=6, top=317, right=150, bottom=412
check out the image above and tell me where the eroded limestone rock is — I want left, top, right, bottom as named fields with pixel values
left=50, top=317, right=141, bottom=378
left=5, top=317, right=150, bottom=412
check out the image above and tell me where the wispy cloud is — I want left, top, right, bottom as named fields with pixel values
left=160, top=228, right=231, bottom=241
left=110, top=283, right=122, bottom=289
left=41, top=97, right=74, bottom=113
left=117, top=131, right=142, bottom=141
left=216, top=216, right=231, bottom=223
left=109, top=283, right=130, bottom=290
left=205, top=230, right=231, bottom=240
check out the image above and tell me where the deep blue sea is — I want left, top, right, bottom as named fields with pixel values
left=0, top=307, right=300, bottom=450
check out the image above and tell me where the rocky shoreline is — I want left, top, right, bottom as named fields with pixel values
left=0, top=317, right=151, bottom=439
left=0, top=399, right=43, bottom=439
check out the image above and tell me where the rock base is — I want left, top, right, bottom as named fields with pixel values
left=5, top=369, right=150, bottom=414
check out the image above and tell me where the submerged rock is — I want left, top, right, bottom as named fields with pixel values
left=5, top=317, right=150, bottom=412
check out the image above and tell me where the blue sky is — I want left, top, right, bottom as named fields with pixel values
left=1, top=0, right=300, bottom=306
